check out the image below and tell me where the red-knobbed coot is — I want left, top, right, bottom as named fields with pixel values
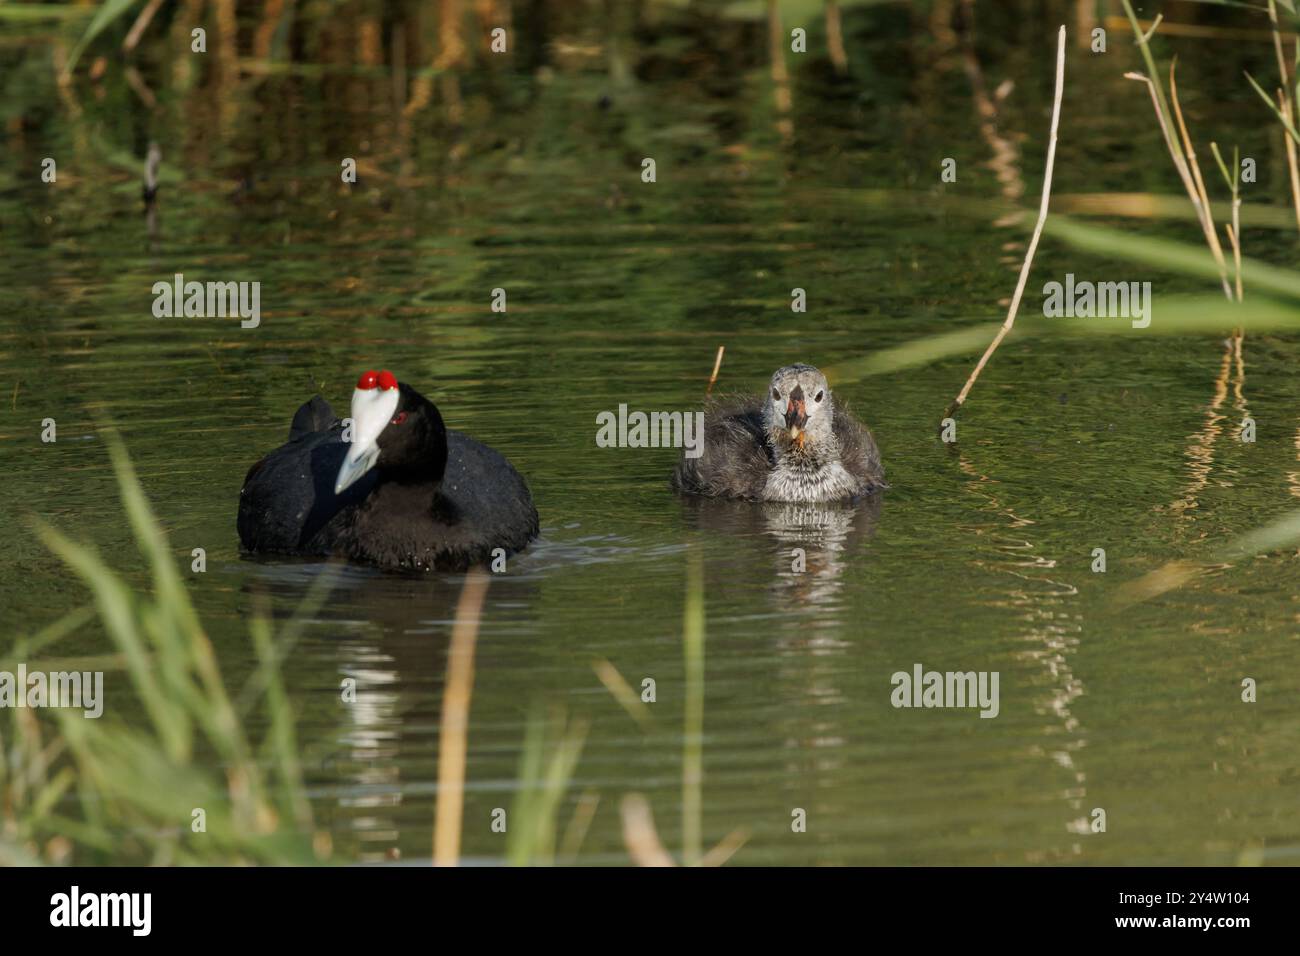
left=672, top=364, right=885, bottom=502
left=238, top=370, right=538, bottom=571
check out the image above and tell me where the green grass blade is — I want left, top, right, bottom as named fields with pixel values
left=61, top=0, right=142, bottom=78
left=1044, top=217, right=1300, bottom=299
left=34, top=520, right=189, bottom=761
left=250, top=614, right=311, bottom=830
left=1245, top=71, right=1300, bottom=145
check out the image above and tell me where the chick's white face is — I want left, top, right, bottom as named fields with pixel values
left=766, top=365, right=833, bottom=448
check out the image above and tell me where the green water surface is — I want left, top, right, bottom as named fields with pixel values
left=2, top=1, right=1299, bottom=865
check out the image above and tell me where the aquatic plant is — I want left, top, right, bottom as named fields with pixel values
left=434, top=547, right=744, bottom=866
left=829, top=212, right=1300, bottom=385
left=946, top=24, right=1066, bottom=417
left=601, top=549, right=747, bottom=866
left=3, top=429, right=327, bottom=865
left=1120, top=0, right=1237, bottom=301
left=432, top=568, right=489, bottom=866
left=1244, top=0, right=1300, bottom=232
left=505, top=704, right=590, bottom=866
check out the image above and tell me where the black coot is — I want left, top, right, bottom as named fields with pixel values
left=238, top=370, right=539, bottom=571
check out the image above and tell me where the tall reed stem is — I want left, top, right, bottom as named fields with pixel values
left=433, top=569, right=490, bottom=866
left=948, top=25, right=1066, bottom=415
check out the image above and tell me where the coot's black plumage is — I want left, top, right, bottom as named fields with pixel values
left=238, top=371, right=538, bottom=571
left=672, top=364, right=885, bottom=503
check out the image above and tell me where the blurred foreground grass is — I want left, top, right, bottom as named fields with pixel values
left=2, top=431, right=732, bottom=865
left=2, top=429, right=327, bottom=865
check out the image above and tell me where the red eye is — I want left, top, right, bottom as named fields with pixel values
left=391, top=411, right=408, bottom=426
left=357, top=369, right=379, bottom=390
left=377, top=370, right=398, bottom=390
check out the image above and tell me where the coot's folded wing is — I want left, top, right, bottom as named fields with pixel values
left=432, top=431, right=540, bottom=563
left=671, top=396, right=772, bottom=500
left=831, top=398, right=887, bottom=491
left=238, top=415, right=376, bottom=554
